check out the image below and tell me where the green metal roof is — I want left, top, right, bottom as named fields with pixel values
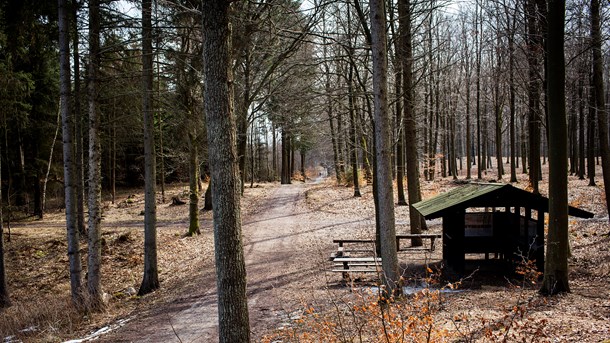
left=413, top=183, right=506, bottom=218
left=412, top=182, right=595, bottom=219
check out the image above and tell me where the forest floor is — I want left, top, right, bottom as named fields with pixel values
left=1, top=165, right=609, bottom=342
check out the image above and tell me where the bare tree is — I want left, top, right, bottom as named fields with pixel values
left=541, top=0, right=568, bottom=295
left=87, top=0, right=103, bottom=307
left=526, top=0, right=544, bottom=194
left=203, top=1, right=251, bottom=341
left=370, top=0, right=401, bottom=296
left=138, top=0, right=160, bottom=296
left=399, top=0, right=427, bottom=243
left=59, top=0, right=82, bottom=304
left=72, top=0, right=85, bottom=236
left=591, top=0, right=610, bottom=226
left=0, top=124, right=8, bottom=307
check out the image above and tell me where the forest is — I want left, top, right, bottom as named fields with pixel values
left=0, top=0, right=609, bottom=341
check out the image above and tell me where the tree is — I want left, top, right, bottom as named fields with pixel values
left=138, top=0, right=160, bottom=296
left=202, top=1, right=251, bottom=341
left=590, top=0, right=610, bottom=226
left=59, top=0, right=82, bottom=304
left=72, top=0, right=85, bottom=236
left=399, top=0, right=427, bottom=244
left=1, top=0, right=59, bottom=219
left=526, top=0, right=544, bottom=194
left=475, top=0, right=483, bottom=180
left=0, top=122, right=8, bottom=308
left=86, top=0, right=103, bottom=307
left=540, top=0, right=568, bottom=295
left=504, top=0, right=518, bottom=183
left=346, top=8, right=361, bottom=197
left=370, top=0, right=401, bottom=297
left=170, top=0, right=203, bottom=236
left=231, top=0, right=317, bottom=191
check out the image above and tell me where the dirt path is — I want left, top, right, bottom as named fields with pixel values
left=97, top=181, right=338, bottom=342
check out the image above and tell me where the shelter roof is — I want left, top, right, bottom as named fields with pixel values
left=412, top=183, right=594, bottom=220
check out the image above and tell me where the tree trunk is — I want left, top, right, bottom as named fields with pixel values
left=370, top=0, right=401, bottom=297
left=59, top=0, right=82, bottom=304
left=300, top=150, right=306, bottom=182
left=541, top=0, right=569, bottom=295
left=72, top=1, right=85, bottom=235
left=204, top=180, right=213, bottom=211
left=0, top=118, right=9, bottom=307
left=475, top=0, right=482, bottom=180
left=527, top=0, right=542, bottom=194
left=494, top=37, right=503, bottom=180
left=157, top=26, right=166, bottom=204
left=139, top=0, right=160, bottom=296
left=578, top=71, right=586, bottom=180
left=42, top=104, right=61, bottom=216
left=399, top=0, right=426, bottom=241
left=87, top=0, right=104, bottom=307
left=203, top=1, right=251, bottom=341
left=390, top=7, right=405, bottom=205
left=521, top=113, right=528, bottom=174
left=281, top=129, right=291, bottom=184
left=348, top=46, right=361, bottom=197
left=188, top=132, right=200, bottom=236
left=111, top=108, right=117, bottom=204
left=588, top=74, right=596, bottom=186
left=328, top=105, right=341, bottom=183
left=508, top=12, right=518, bottom=183
left=591, top=0, right=610, bottom=226
left=569, top=97, right=577, bottom=175
left=272, top=123, right=277, bottom=180
left=464, top=20, right=472, bottom=180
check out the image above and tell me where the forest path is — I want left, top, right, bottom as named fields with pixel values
left=97, top=180, right=336, bottom=342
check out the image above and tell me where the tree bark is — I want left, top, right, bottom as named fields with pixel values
left=347, top=39, right=361, bottom=197
left=578, top=71, right=586, bottom=180
left=370, top=0, right=401, bottom=297
left=462, top=18, right=472, bottom=180
left=59, top=0, right=82, bottom=304
left=281, top=129, right=291, bottom=184
left=475, top=0, right=483, bottom=180
left=541, top=0, right=569, bottom=295
left=202, top=1, right=251, bottom=341
left=508, top=9, right=518, bottom=183
left=139, top=0, right=160, bottom=296
left=0, top=117, right=9, bottom=307
left=591, top=0, right=610, bottom=226
left=72, top=0, right=85, bottom=235
left=204, top=180, right=213, bottom=211
left=399, top=0, right=426, bottom=241
left=188, top=132, right=200, bottom=236
left=42, top=104, right=61, bottom=216
left=527, top=0, right=542, bottom=194
left=390, top=5, right=405, bottom=205
left=87, top=0, right=103, bottom=307
left=588, top=75, right=596, bottom=186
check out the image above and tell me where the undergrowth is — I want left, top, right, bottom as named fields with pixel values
left=0, top=295, right=85, bottom=342
left=261, top=261, right=550, bottom=343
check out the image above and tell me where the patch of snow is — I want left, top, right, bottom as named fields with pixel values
left=19, top=326, right=37, bottom=333
left=3, top=336, right=22, bottom=343
left=366, top=284, right=464, bottom=295
left=62, top=317, right=132, bottom=343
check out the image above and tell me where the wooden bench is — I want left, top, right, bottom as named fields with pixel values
left=330, top=239, right=376, bottom=260
left=331, top=257, right=382, bottom=278
left=396, top=233, right=441, bottom=252
left=331, top=234, right=441, bottom=258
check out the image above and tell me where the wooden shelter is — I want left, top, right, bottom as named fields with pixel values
left=412, top=183, right=594, bottom=273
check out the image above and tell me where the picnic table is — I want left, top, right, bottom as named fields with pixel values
left=330, top=233, right=442, bottom=278
left=395, top=233, right=441, bottom=252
